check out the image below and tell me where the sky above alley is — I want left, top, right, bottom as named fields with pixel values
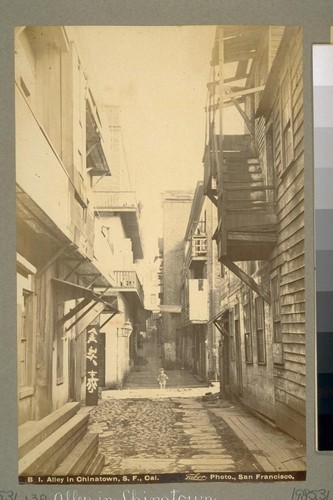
left=68, top=25, right=217, bottom=259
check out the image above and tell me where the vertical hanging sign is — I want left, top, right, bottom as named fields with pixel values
left=86, top=322, right=99, bottom=406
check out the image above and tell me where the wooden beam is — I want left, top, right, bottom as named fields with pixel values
left=225, top=85, right=265, bottom=101
left=97, top=285, right=112, bottom=298
left=235, top=59, right=249, bottom=80
left=100, top=312, right=118, bottom=329
left=63, top=259, right=86, bottom=281
left=36, top=243, right=73, bottom=277
left=87, top=274, right=102, bottom=288
left=221, top=256, right=271, bottom=304
left=206, top=191, right=218, bottom=207
left=230, top=97, right=254, bottom=136
left=56, top=298, right=91, bottom=328
left=228, top=232, right=277, bottom=243
left=65, top=301, right=101, bottom=332
left=214, top=321, right=229, bottom=337
left=205, top=84, right=265, bottom=112
left=86, top=141, right=99, bottom=157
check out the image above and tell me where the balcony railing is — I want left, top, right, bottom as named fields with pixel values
left=191, top=237, right=207, bottom=258
left=184, top=235, right=207, bottom=272
left=94, top=191, right=138, bottom=212
left=114, top=270, right=144, bottom=305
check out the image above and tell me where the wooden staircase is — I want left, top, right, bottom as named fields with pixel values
left=215, top=135, right=277, bottom=261
left=19, top=402, right=104, bottom=476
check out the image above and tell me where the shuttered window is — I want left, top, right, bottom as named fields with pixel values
left=243, top=300, right=253, bottom=363
left=272, top=275, right=282, bottom=342
left=255, top=296, right=266, bottom=364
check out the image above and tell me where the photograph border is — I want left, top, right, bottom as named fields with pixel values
left=1, top=1, right=333, bottom=499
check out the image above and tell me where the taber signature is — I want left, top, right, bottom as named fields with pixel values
left=185, top=474, right=208, bottom=482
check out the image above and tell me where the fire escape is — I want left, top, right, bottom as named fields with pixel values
left=204, top=26, right=279, bottom=304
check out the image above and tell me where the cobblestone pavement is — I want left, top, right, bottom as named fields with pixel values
left=88, top=395, right=261, bottom=475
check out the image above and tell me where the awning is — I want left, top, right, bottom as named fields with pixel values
left=52, top=277, right=97, bottom=301
left=53, top=278, right=119, bottom=330
left=52, top=278, right=118, bottom=309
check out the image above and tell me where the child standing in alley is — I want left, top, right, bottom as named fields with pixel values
left=157, top=368, right=169, bottom=389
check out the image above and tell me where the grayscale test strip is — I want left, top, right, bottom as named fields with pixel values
left=313, top=45, right=333, bottom=451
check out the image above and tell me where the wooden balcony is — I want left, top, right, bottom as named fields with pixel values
left=206, top=135, right=277, bottom=261
left=184, top=220, right=207, bottom=271
left=112, top=270, right=144, bottom=307
left=94, top=191, right=144, bottom=260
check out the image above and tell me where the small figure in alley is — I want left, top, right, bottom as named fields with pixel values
left=157, top=368, right=169, bottom=389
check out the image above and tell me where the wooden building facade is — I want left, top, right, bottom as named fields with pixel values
left=180, top=182, right=221, bottom=382
left=15, top=26, right=145, bottom=430
left=204, top=26, right=305, bottom=443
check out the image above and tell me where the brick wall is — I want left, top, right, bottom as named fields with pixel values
left=162, top=192, right=193, bottom=367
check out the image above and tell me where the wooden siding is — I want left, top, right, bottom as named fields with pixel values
left=254, top=27, right=285, bottom=163
left=268, top=27, right=285, bottom=68
left=217, top=27, right=305, bottom=442
left=269, top=28, right=305, bottom=437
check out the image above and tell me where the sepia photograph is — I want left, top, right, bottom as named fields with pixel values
left=15, top=24, right=306, bottom=484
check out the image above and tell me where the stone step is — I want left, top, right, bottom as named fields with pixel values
left=19, top=402, right=81, bottom=459
left=53, top=432, right=99, bottom=476
left=86, top=452, right=105, bottom=475
left=19, top=413, right=89, bottom=475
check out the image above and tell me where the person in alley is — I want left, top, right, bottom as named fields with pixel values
left=157, top=368, right=169, bottom=389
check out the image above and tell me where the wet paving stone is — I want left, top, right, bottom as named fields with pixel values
left=87, top=393, right=266, bottom=475
left=89, top=398, right=189, bottom=462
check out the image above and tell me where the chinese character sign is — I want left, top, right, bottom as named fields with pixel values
left=86, top=324, right=99, bottom=405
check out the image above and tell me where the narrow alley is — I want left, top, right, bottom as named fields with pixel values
left=15, top=25, right=308, bottom=483
left=87, top=334, right=306, bottom=477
